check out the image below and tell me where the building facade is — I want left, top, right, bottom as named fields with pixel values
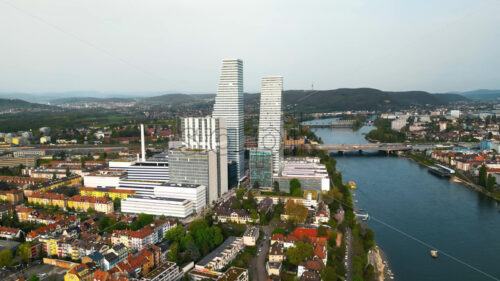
left=258, top=76, right=283, bottom=175
left=182, top=117, right=228, bottom=197
left=168, top=149, right=218, bottom=205
left=249, top=149, right=272, bottom=188
left=212, top=59, right=245, bottom=181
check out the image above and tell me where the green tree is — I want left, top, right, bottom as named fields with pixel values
left=289, top=178, right=303, bottom=197
left=65, top=167, right=71, bottom=177
left=165, top=226, right=185, bottom=242
left=285, top=241, right=314, bottom=265
left=29, top=275, right=40, bottom=281
left=487, top=174, right=496, bottom=191
left=187, top=219, right=209, bottom=236
left=321, top=267, right=337, bottom=281
left=168, top=242, right=179, bottom=263
left=99, top=216, right=114, bottom=231
left=317, top=225, right=328, bottom=237
left=185, top=241, right=200, bottom=261
left=0, top=249, right=13, bottom=266
left=272, top=227, right=285, bottom=236
left=113, top=198, right=121, bottom=210
left=236, top=188, right=245, bottom=201
left=479, top=165, right=487, bottom=187
left=17, top=242, right=32, bottom=263
left=52, top=172, right=57, bottom=180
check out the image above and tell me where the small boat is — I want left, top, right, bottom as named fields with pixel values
left=349, top=181, right=357, bottom=190
left=359, top=208, right=364, bottom=211
left=430, top=250, right=438, bottom=258
left=362, top=217, right=369, bottom=221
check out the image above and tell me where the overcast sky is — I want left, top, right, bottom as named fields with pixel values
left=1, top=0, right=499, bottom=94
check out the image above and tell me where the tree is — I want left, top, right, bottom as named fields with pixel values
left=52, top=172, right=57, bottom=180
left=236, top=188, right=245, bottom=201
left=289, top=178, right=303, bottom=197
left=17, top=242, right=32, bottom=263
left=168, top=242, right=179, bottom=263
left=165, top=226, right=185, bottom=242
left=272, top=227, right=285, bottom=236
left=185, top=241, right=200, bottom=261
left=479, top=165, right=487, bottom=187
left=317, top=225, right=328, bottom=237
left=113, top=198, right=121, bottom=210
left=284, top=201, right=308, bottom=224
left=99, top=216, right=114, bottom=231
left=29, top=275, right=40, bottom=281
left=0, top=249, right=13, bottom=266
left=487, top=174, right=496, bottom=191
left=273, top=181, right=280, bottom=193
left=65, top=167, right=71, bottom=177
left=285, top=241, right=314, bottom=265
left=321, top=267, right=337, bottom=281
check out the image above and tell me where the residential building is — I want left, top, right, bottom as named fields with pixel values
left=67, top=195, right=114, bottom=214
left=212, top=59, right=245, bottom=181
left=168, top=149, right=219, bottom=205
left=391, top=119, right=407, bottom=131
left=249, top=149, right=272, bottom=188
left=0, top=189, right=24, bottom=204
left=268, top=242, right=285, bottom=262
left=182, top=116, right=228, bottom=197
left=266, top=262, right=282, bottom=277
left=258, top=76, right=283, bottom=175
left=79, top=187, right=135, bottom=200
left=313, top=202, right=330, bottom=225
left=242, top=227, right=259, bottom=246
left=141, top=261, right=183, bottom=281
left=0, top=226, right=23, bottom=240
left=64, top=263, right=92, bottom=281
left=189, top=267, right=248, bottom=281
left=196, top=236, right=244, bottom=272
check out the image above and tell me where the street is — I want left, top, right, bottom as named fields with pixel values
left=249, top=225, right=272, bottom=281
left=345, top=227, right=353, bottom=281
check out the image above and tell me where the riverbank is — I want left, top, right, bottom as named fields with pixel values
left=368, top=245, right=394, bottom=281
left=404, top=152, right=500, bottom=202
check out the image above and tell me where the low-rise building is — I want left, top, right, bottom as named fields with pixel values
left=313, top=202, right=330, bottom=225
left=121, top=195, right=194, bottom=218
left=0, top=189, right=24, bottom=204
left=82, top=170, right=126, bottom=188
left=189, top=267, right=248, bottom=281
left=268, top=242, right=285, bottom=262
left=67, top=195, right=114, bottom=214
left=79, top=187, right=135, bottom=200
left=141, top=261, right=183, bottom=281
left=266, top=261, right=282, bottom=277
left=196, top=237, right=244, bottom=272
left=242, top=227, right=259, bottom=246
left=0, top=226, right=23, bottom=240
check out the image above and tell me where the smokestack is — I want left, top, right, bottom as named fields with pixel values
left=140, top=124, right=146, bottom=162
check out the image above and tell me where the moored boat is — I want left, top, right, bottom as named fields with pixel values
left=430, top=250, right=438, bottom=258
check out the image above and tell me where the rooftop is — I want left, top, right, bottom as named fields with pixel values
left=197, top=236, right=239, bottom=266
left=143, top=261, right=177, bottom=279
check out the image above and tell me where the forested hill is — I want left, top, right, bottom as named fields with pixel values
left=245, top=88, right=468, bottom=112
left=0, top=98, right=54, bottom=110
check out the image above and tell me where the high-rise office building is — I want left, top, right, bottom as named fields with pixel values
left=212, top=59, right=245, bottom=181
left=182, top=117, right=228, bottom=196
left=168, top=149, right=219, bottom=205
left=258, top=76, right=283, bottom=174
left=249, top=149, right=272, bottom=188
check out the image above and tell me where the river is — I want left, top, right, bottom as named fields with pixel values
left=308, top=121, right=500, bottom=281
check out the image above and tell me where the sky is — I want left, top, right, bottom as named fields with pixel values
left=1, top=0, right=499, bottom=94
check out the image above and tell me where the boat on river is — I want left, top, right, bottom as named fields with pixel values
left=430, top=250, right=438, bottom=258
left=349, top=181, right=357, bottom=190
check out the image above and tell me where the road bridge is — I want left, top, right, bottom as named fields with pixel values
left=286, top=143, right=412, bottom=152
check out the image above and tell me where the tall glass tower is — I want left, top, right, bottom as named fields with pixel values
left=258, top=76, right=283, bottom=174
left=212, top=59, right=245, bottom=181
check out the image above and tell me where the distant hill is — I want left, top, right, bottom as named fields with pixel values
left=246, top=88, right=467, bottom=112
left=456, top=89, right=500, bottom=101
left=137, top=93, right=211, bottom=105
left=0, top=98, right=54, bottom=110
left=49, top=97, right=135, bottom=105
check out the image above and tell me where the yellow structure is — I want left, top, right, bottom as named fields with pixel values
left=0, top=189, right=24, bottom=204
left=79, top=187, right=135, bottom=200
left=27, top=192, right=68, bottom=208
left=39, top=237, right=59, bottom=256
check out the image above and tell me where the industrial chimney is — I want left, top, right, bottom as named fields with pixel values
left=140, top=124, right=146, bottom=162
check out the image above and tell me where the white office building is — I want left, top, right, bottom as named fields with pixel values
left=212, top=59, right=245, bottom=181
left=154, top=183, right=206, bottom=213
left=121, top=195, right=194, bottom=218
left=181, top=117, right=228, bottom=196
left=258, top=76, right=283, bottom=175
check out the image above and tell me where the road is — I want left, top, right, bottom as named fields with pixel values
left=249, top=225, right=272, bottom=281
left=345, top=227, right=353, bottom=281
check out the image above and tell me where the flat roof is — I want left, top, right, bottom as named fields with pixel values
left=197, top=236, right=238, bottom=266
left=126, top=195, right=187, bottom=202
left=144, top=262, right=176, bottom=279
left=161, top=182, right=203, bottom=188
left=218, top=267, right=247, bottom=281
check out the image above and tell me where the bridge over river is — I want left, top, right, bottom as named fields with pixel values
left=285, top=143, right=412, bottom=152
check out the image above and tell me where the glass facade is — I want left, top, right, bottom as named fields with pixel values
left=249, top=149, right=272, bottom=188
